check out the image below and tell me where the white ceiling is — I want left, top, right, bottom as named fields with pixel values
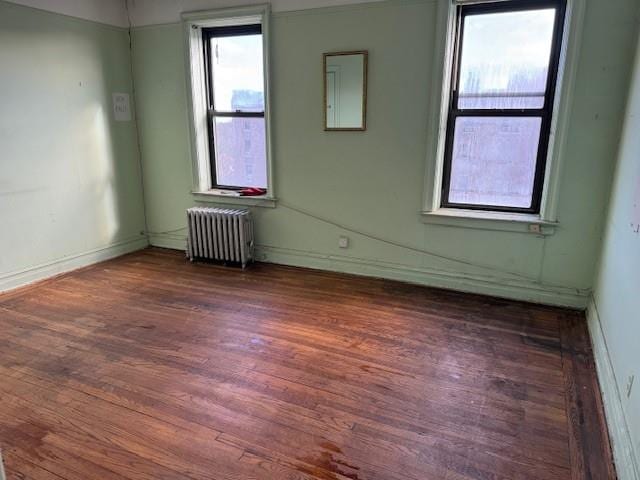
left=5, top=0, right=387, bottom=28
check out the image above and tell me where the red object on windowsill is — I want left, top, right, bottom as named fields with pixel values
left=239, top=187, right=267, bottom=196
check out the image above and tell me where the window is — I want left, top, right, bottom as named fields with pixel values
left=441, top=0, right=566, bottom=213
left=202, top=24, right=267, bottom=190
left=183, top=6, right=273, bottom=204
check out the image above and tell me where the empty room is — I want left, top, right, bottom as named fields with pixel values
left=1, top=0, right=639, bottom=478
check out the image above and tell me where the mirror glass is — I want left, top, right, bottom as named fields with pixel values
left=324, top=51, right=367, bottom=131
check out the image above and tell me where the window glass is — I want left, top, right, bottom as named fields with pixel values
left=458, top=9, right=556, bottom=110
left=214, top=117, right=267, bottom=188
left=205, top=25, right=267, bottom=189
left=448, top=117, right=542, bottom=208
left=210, top=34, right=264, bottom=112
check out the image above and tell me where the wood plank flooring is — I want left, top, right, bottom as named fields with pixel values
left=0, top=248, right=615, bottom=479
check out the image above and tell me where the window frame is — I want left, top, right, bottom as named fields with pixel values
left=182, top=5, right=275, bottom=207
left=202, top=23, right=267, bottom=190
left=422, top=0, right=586, bottom=232
left=441, top=0, right=567, bottom=214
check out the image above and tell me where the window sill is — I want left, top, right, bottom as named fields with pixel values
left=192, top=191, right=277, bottom=208
left=420, top=208, right=557, bottom=235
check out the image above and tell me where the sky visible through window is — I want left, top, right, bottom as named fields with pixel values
left=211, top=34, right=264, bottom=111
left=210, top=33, right=267, bottom=188
left=459, top=8, right=556, bottom=108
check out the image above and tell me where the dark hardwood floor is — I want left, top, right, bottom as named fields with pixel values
left=0, top=248, right=615, bottom=479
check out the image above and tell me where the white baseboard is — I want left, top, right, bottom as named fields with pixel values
left=587, top=296, right=640, bottom=480
left=0, top=449, right=5, bottom=480
left=0, top=235, right=149, bottom=294
left=149, top=233, right=588, bottom=308
left=256, top=245, right=588, bottom=307
left=148, top=233, right=186, bottom=251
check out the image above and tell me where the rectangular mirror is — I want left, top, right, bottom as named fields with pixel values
left=323, top=51, right=367, bottom=131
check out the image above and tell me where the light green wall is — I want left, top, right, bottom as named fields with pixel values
left=132, top=0, right=638, bottom=307
left=0, top=1, right=147, bottom=290
left=588, top=20, right=640, bottom=479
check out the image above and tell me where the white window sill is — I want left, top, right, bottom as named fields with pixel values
left=192, top=191, right=277, bottom=208
left=421, top=208, right=557, bottom=235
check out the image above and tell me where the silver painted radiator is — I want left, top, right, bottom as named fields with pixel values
left=186, top=207, right=254, bottom=268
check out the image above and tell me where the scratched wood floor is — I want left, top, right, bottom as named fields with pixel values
left=0, top=248, right=615, bottom=480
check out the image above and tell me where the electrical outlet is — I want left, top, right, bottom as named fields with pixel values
left=626, top=375, right=635, bottom=398
left=529, top=224, right=542, bottom=234
left=338, top=236, right=349, bottom=249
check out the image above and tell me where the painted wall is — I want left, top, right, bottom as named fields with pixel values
left=0, top=1, right=147, bottom=291
left=5, top=0, right=128, bottom=27
left=588, top=21, right=640, bottom=480
left=126, top=0, right=386, bottom=27
left=132, top=0, right=639, bottom=307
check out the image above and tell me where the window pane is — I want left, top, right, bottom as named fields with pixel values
left=458, top=8, right=556, bottom=109
left=210, top=34, right=264, bottom=112
left=448, top=117, right=542, bottom=208
left=214, top=117, right=267, bottom=188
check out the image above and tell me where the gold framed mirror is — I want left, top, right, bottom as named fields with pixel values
left=323, top=51, right=368, bottom=131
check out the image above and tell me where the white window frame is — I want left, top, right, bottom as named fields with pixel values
left=182, top=4, right=276, bottom=207
left=421, top=0, right=586, bottom=234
